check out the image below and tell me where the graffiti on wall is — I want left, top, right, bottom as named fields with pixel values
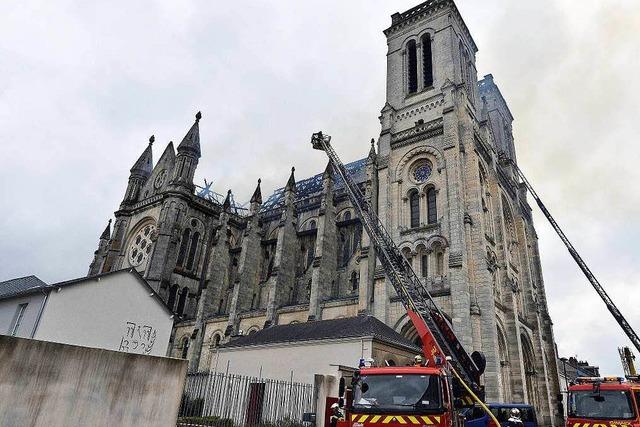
left=118, top=321, right=157, bottom=355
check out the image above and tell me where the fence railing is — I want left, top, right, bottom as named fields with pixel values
left=179, top=371, right=314, bottom=425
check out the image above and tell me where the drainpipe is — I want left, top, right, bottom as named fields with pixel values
left=30, top=289, right=50, bottom=338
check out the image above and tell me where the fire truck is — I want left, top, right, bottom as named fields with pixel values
left=311, top=132, right=500, bottom=426
left=567, top=377, right=640, bottom=426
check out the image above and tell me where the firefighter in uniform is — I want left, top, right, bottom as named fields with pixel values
left=329, top=403, right=344, bottom=427
left=506, top=408, right=524, bottom=427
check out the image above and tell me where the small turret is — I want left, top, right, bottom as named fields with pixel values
left=222, top=189, right=232, bottom=213
left=284, top=167, right=296, bottom=205
left=249, top=179, right=262, bottom=214
left=170, top=111, right=202, bottom=191
left=88, top=218, right=112, bottom=276
left=122, top=136, right=154, bottom=204
left=100, top=219, right=112, bottom=240
left=367, top=138, right=377, bottom=163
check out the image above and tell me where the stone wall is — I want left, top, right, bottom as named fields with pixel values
left=0, top=336, right=187, bottom=427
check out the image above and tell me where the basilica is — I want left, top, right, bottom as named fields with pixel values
left=89, top=0, right=562, bottom=424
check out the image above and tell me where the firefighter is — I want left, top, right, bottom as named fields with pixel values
left=329, top=403, right=344, bottom=427
left=414, top=355, right=424, bottom=367
left=506, top=408, right=524, bottom=427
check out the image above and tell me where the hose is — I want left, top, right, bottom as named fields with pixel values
left=449, top=364, right=502, bottom=426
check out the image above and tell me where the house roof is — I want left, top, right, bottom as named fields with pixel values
left=0, top=275, right=48, bottom=300
left=0, top=269, right=173, bottom=317
left=221, top=315, right=421, bottom=353
left=51, top=269, right=174, bottom=316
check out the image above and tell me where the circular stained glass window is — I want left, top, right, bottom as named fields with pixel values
left=154, top=170, right=167, bottom=190
left=128, top=223, right=157, bottom=267
left=412, top=161, right=433, bottom=183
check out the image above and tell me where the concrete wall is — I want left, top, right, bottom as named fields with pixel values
left=214, top=337, right=372, bottom=384
left=0, top=292, right=46, bottom=338
left=0, top=335, right=187, bottom=427
left=35, top=271, right=173, bottom=357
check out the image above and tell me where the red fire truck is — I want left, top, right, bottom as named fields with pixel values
left=567, top=377, right=640, bottom=427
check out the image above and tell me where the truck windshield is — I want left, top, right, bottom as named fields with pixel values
left=353, top=374, right=441, bottom=412
left=569, top=390, right=635, bottom=420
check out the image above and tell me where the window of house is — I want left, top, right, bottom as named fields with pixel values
left=176, top=228, right=191, bottom=267
left=10, top=303, right=28, bottom=336
left=343, top=211, right=351, bottom=221
left=421, top=33, right=433, bottom=88
left=410, top=191, right=420, bottom=228
left=127, top=223, right=156, bottom=269
left=185, top=231, right=200, bottom=270
left=436, top=251, right=444, bottom=276
left=180, top=337, right=189, bottom=359
left=421, top=254, right=428, bottom=278
left=309, top=220, right=316, bottom=230
left=350, top=271, right=359, bottom=291
left=427, top=188, right=437, bottom=224
left=176, top=288, right=188, bottom=316
left=167, top=284, right=178, bottom=311
left=407, top=40, right=418, bottom=93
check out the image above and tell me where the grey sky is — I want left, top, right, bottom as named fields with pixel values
left=1, top=0, right=639, bottom=376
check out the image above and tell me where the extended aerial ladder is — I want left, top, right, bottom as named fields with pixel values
left=311, top=132, right=486, bottom=402
left=500, top=154, right=640, bottom=355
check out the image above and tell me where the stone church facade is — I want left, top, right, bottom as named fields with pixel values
left=89, top=0, right=561, bottom=424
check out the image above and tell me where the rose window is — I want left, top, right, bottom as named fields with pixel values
left=128, top=224, right=157, bottom=267
left=412, top=161, right=433, bottom=183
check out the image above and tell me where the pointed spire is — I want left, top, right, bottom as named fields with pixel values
left=285, top=167, right=296, bottom=192
left=368, top=138, right=376, bottom=159
left=100, top=219, right=112, bottom=240
left=250, top=179, right=262, bottom=204
left=177, top=111, right=202, bottom=158
left=222, top=189, right=232, bottom=212
left=322, top=161, right=334, bottom=180
left=130, top=137, right=154, bottom=176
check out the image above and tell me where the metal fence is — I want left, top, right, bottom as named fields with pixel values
left=179, top=371, right=314, bottom=425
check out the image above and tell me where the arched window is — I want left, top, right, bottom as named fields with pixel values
left=407, top=40, right=418, bottom=94
left=497, top=327, right=512, bottom=401
left=218, top=298, right=225, bottom=314
left=350, top=271, right=359, bottom=291
left=176, top=287, right=188, bottom=316
left=213, top=334, right=221, bottom=347
left=309, top=220, right=316, bottom=230
left=180, top=337, right=189, bottom=359
left=176, top=228, right=191, bottom=267
left=421, top=254, right=428, bottom=278
left=186, top=231, right=200, bottom=270
left=230, top=258, right=238, bottom=286
left=521, top=335, right=539, bottom=407
left=427, top=188, right=437, bottom=224
left=167, top=284, right=178, bottom=311
left=421, top=33, right=433, bottom=88
left=306, top=245, right=315, bottom=270
left=343, top=211, right=351, bottom=221
left=409, top=191, right=420, bottom=228
left=436, top=252, right=444, bottom=276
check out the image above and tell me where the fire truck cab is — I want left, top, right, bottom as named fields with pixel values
left=339, top=365, right=464, bottom=427
left=567, top=376, right=640, bottom=427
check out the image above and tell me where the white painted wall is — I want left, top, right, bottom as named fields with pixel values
left=34, top=271, right=173, bottom=357
left=213, top=337, right=372, bottom=384
left=0, top=293, right=46, bottom=338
